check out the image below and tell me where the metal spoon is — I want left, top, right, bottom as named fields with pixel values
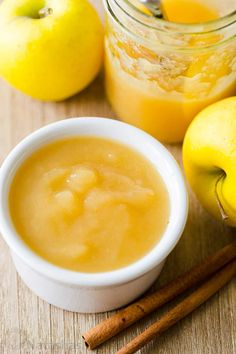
left=139, top=0, right=164, bottom=18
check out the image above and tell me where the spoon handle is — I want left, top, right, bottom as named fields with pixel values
left=139, top=0, right=164, bottom=18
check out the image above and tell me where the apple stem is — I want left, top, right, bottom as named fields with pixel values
left=214, top=173, right=229, bottom=222
left=38, top=7, right=53, bottom=19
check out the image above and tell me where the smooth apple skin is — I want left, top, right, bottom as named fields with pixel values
left=183, top=97, right=236, bottom=227
left=0, top=0, right=103, bottom=101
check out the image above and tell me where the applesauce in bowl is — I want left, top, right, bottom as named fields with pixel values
left=0, top=118, right=187, bottom=312
left=9, top=136, right=169, bottom=273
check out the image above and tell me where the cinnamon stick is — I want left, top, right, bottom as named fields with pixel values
left=82, top=241, right=236, bottom=349
left=116, top=258, right=236, bottom=354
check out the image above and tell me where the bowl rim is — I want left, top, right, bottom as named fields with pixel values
left=0, top=117, right=188, bottom=287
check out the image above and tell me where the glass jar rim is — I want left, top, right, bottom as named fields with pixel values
left=125, top=0, right=236, bottom=34
left=106, top=0, right=236, bottom=35
left=105, top=0, right=236, bottom=51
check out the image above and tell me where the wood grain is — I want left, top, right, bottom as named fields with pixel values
left=0, top=75, right=235, bottom=354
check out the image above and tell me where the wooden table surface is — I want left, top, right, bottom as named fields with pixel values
left=0, top=72, right=235, bottom=354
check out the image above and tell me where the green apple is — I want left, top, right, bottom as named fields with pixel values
left=0, top=0, right=103, bottom=101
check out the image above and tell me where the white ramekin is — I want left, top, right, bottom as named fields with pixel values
left=0, top=117, right=188, bottom=313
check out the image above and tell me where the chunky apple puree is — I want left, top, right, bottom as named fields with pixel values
left=105, top=0, right=236, bottom=143
left=9, top=137, right=169, bottom=272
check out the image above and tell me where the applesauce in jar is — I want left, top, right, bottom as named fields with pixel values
left=104, top=0, right=236, bottom=143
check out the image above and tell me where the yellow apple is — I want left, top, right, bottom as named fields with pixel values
left=183, top=97, right=236, bottom=227
left=0, top=0, right=103, bottom=101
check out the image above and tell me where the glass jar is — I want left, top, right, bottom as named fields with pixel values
left=104, top=0, right=236, bottom=143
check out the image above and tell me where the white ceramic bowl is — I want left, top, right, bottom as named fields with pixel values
left=0, top=117, right=188, bottom=313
